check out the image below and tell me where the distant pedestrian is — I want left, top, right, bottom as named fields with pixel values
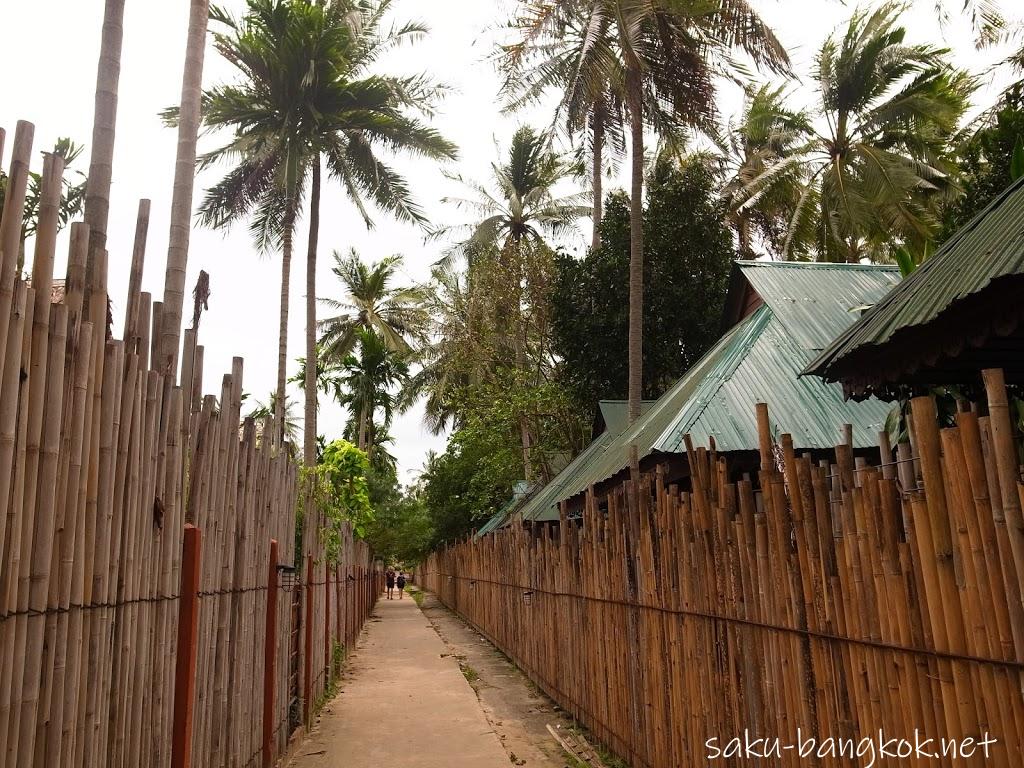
left=385, top=569, right=396, bottom=600
left=396, top=572, right=406, bottom=599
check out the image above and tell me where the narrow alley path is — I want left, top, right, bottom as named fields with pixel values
left=287, top=591, right=510, bottom=768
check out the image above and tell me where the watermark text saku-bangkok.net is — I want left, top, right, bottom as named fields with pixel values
left=706, top=729, right=998, bottom=767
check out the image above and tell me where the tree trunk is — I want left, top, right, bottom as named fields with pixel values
left=275, top=209, right=294, bottom=445
left=510, top=239, right=533, bottom=484
left=626, top=67, right=644, bottom=424
left=303, top=160, right=322, bottom=468
left=357, top=401, right=369, bottom=453
left=738, top=215, right=751, bottom=258
left=159, top=0, right=210, bottom=378
left=591, top=103, right=605, bottom=251
left=83, top=0, right=125, bottom=315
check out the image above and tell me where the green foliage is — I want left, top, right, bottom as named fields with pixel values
left=942, top=86, right=1024, bottom=237
left=178, top=0, right=457, bottom=247
left=740, top=2, right=971, bottom=261
left=318, top=249, right=430, bottom=360
left=552, top=155, right=734, bottom=404
left=722, top=84, right=812, bottom=258
left=1011, top=135, right=1024, bottom=182
left=361, top=469, right=434, bottom=565
left=420, top=369, right=586, bottom=545
left=432, top=125, right=588, bottom=263
left=245, top=390, right=301, bottom=447
left=306, top=439, right=374, bottom=561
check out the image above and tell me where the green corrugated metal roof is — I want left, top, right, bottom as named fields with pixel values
left=654, top=306, right=892, bottom=452
left=736, top=260, right=900, bottom=350
left=805, top=176, right=1024, bottom=383
left=598, top=400, right=649, bottom=435
left=481, top=260, right=900, bottom=532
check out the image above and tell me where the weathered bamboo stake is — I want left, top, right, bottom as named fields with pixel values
left=0, top=121, right=34, bottom=370
left=17, top=305, right=68, bottom=768
left=79, top=241, right=108, bottom=767
left=208, top=370, right=238, bottom=765
left=80, top=341, right=123, bottom=767
left=26, top=153, right=70, bottom=768
left=0, top=282, right=30, bottom=603
left=982, top=369, right=1024, bottom=612
left=59, top=332, right=105, bottom=768
left=107, top=354, right=146, bottom=766
left=123, top=370, right=161, bottom=767
left=153, top=387, right=184, bottom=768
left=121, top=200, right=150, bottom=347
left=4, top=288, right=39, bottom=716
left=42, top=321, right=93, bottom=768
left=7, top=156, right=63, bottom=763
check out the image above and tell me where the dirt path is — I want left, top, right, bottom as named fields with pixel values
left=416, top=590, right=582, bottom=768
left=286, top=592, right=509, bottom=768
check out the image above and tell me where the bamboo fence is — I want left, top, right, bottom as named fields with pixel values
left=0, top=120, right=382, bottom=768
left=422, top=384, right=1024, bottom=767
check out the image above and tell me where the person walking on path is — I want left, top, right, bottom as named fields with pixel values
left=385, top=569, right=396, bottom=600
left=396, top=572, right=406, bottom=599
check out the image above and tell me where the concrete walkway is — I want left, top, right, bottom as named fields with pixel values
left=287, top=592, right=510, bottom=768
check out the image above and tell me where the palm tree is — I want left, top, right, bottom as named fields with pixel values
left=402, top=261, right=484, bottom=435
left=336, top=329, right=409, bottom=459
left=295, top=0, right=456, bottom=469
left=501, top=8, right=627, bottom=250
left=178, top=0, right=322, bottom=437
left=159, top=0, right=211, bottom=376
left=437, top=126, right=588, bottom=263
left=435, top=125, right=586, bottom=481
left=721, top=84, right=810, bottom=258
left=194, top=0, right=455, bottom=469
left=318, top=249, right=429, bottom=362
left=83, top=0, right=125, bottom=304
left=246, top=391, right=301, bottom=447
left=740, top=3, right=971, bottom=262
left=510, top=0, right=788, bottom=424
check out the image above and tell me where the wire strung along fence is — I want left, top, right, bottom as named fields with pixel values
left=422, top=378, right=1024, bottom=768
left=0, top=119, right=382, bottom=768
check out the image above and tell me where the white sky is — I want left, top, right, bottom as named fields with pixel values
left=2, top=0, right=1020, bottom=482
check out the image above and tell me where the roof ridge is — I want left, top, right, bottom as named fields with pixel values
left=735, top=259, right=900, bottom=271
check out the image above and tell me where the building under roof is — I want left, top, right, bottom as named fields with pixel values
left=479, top=260, right=900, bottom=532
left=804, top=177, right=1024, bottom=399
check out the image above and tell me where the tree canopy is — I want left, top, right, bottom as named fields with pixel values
left=552, top=155, right=735, bottom=406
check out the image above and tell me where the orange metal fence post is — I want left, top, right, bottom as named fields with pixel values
left=171, top=524, right=202, bottom=768
left=262, top=539, right=279, bottom=768
left=303, top=554, right=314, bottom=724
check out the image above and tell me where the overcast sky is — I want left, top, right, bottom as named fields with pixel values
left=2, top=0, right=1020, bottom=482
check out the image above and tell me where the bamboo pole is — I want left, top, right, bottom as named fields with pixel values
left=17, top=305, right=68, bottom=768
left=982, top=369, right=1024, bottom=609
left=122, top=200, right=150, bottom=346
left=0, top=121, right=34, bottom=370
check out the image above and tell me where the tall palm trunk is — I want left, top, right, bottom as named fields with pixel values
left=357, top=400, right=369, bottom=452
left=737, top=215, right=751, bottom=258
left=304, top=160, right=322, bottom=468
left=625, top=67, right=644, bottom=425
left=83, top=0, right=125, bottom=313
left=160, top=0, right=210, bottom=377
left=510, top=237, right=533, bottom=484
left=591, top=103, right=605, bottom=251
left=275, top=208, right=295, bottom=444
